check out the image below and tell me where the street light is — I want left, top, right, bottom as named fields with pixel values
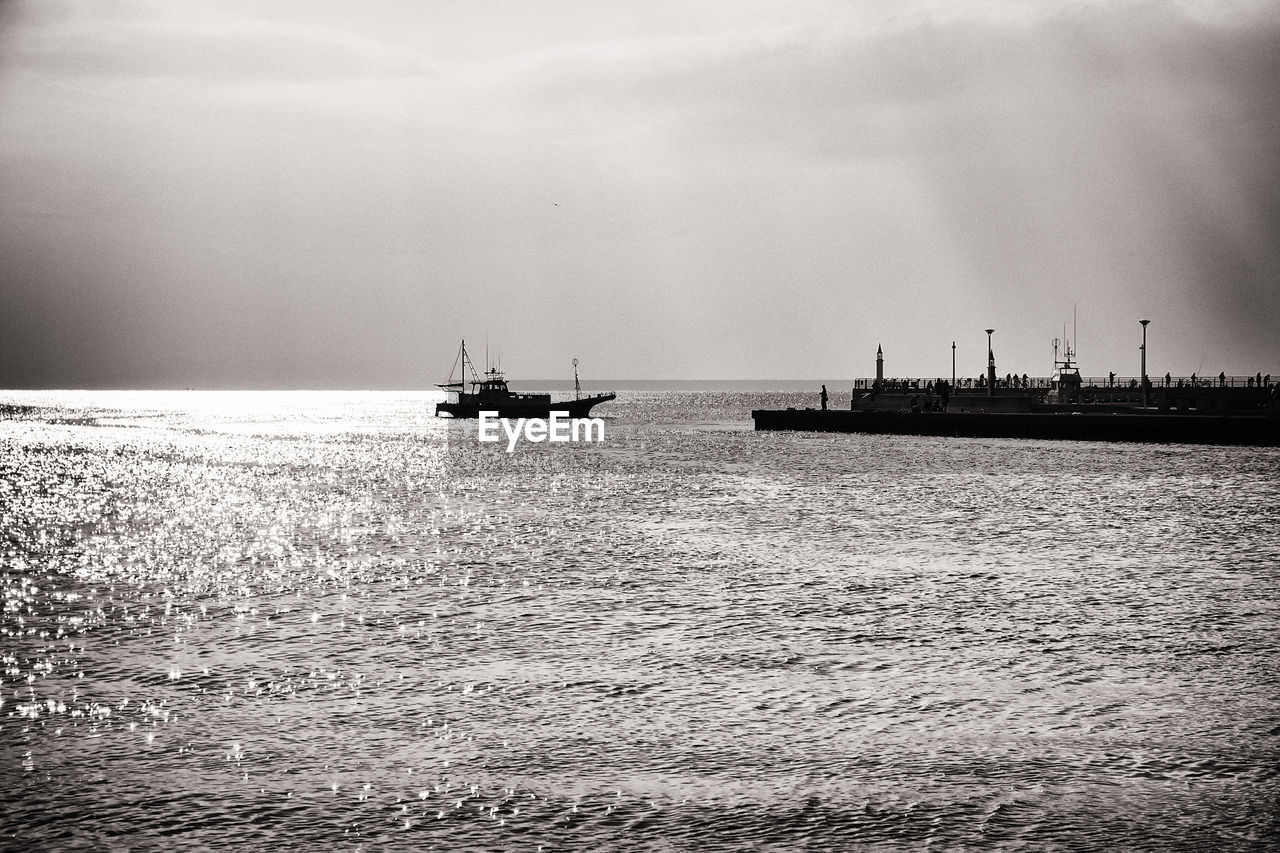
left=951, top=341, right=956, bottom=392
left=985, top=329, right=995, bottom=397
left=1139, top=319, right=1150, bottom=407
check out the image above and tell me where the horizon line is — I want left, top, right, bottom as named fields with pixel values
left=5, top=370, right=1277, bottom=394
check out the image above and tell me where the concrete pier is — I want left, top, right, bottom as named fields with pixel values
left=751, top=408, right=1280, bottom=446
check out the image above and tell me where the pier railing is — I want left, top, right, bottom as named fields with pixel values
left=850, top=375, right=1276, bottom=392
left=833, top=375, right=1278, bottom=415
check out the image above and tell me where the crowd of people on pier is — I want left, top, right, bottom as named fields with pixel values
left=825, top=372, right=1278, bottom=410
left=846, top=372, right=1275, bottom=393
left=819, top=344, right=1277, bottom=412
left=852, top=374, right=1045, bottom=392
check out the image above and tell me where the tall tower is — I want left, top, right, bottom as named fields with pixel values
left=985, top=329, right=996, bottom=397
left=876, top=344, right=884, bottom=385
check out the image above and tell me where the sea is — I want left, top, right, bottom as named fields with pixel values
left=1, top=389, right=1277, bottom=851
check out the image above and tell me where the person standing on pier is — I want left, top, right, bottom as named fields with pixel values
left=820, top=385, right=828, bottom=411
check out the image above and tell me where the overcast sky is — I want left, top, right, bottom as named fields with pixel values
left=1, top=0, right=1277, bottom=387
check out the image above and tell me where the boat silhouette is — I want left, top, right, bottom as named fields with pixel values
left=435, top=340, right=615, bottom=419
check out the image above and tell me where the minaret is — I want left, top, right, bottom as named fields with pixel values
left=985, top=329, right=996, bottom=397
left=875, top=344, right=884, bottom=386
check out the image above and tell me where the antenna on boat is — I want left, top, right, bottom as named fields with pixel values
left=447, top=340, right=465, bottom=385
left=441, top=339, right=481, bottom=391
left=466, top=341, right=481, bottom=387
left=573, top=358, right=581, bottom=400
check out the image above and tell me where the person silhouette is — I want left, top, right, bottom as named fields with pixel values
left=819, top=384, right=828, bottom=411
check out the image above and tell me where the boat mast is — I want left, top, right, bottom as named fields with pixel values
left=460, top=340, right=480, bottom=389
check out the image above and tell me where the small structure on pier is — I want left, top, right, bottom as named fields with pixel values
left=986, top=329, right=996, bottom=397
left=1048, top=336, right=1082, bottom=405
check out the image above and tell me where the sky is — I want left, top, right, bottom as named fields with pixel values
left=1, top=0, right=1278, bottom=387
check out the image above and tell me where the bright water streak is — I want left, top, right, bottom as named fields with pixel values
left=1, top=390, right=1278, bottom=850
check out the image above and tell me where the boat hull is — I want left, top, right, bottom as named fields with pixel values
left=437, top=394, right=616, bottom=419
left=751, top=408, right=1280, bottom=446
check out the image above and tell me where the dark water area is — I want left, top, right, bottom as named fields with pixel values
left=1, top=391, right=1278, bottom=850
left=507, top=379, right=863, bottom=393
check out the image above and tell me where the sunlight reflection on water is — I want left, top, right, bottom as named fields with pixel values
left=1, top=391, right=1278, bottom=850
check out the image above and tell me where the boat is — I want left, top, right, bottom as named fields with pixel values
left=1045, top=335, right=1082, bottom=405
left=435, top=340, right=615, bottom=419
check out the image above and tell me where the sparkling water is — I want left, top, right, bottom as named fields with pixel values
left=2, top=391, right=1277, bottom=850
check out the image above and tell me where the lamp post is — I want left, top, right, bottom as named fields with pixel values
left=985, top=329, right=995, bottom=397
left=1139, top=319, right=1150, bottom=407
left=951, top=341, right=956, bottom=392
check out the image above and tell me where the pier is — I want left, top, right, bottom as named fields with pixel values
left=841, top=377, right=1277, bottom=414
left=754, top=378, right=1278, bottom=446
left=754, top=338, right=1278, bottom=445
left=752, top=407, right=1280, bottom=446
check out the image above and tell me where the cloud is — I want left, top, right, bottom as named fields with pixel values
left=3, top=4, right=436, bottom=81
left=1, top=0, right=1278, bottom=382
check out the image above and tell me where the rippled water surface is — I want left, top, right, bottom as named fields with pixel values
left=2, top=390, right=1278, bottom=850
